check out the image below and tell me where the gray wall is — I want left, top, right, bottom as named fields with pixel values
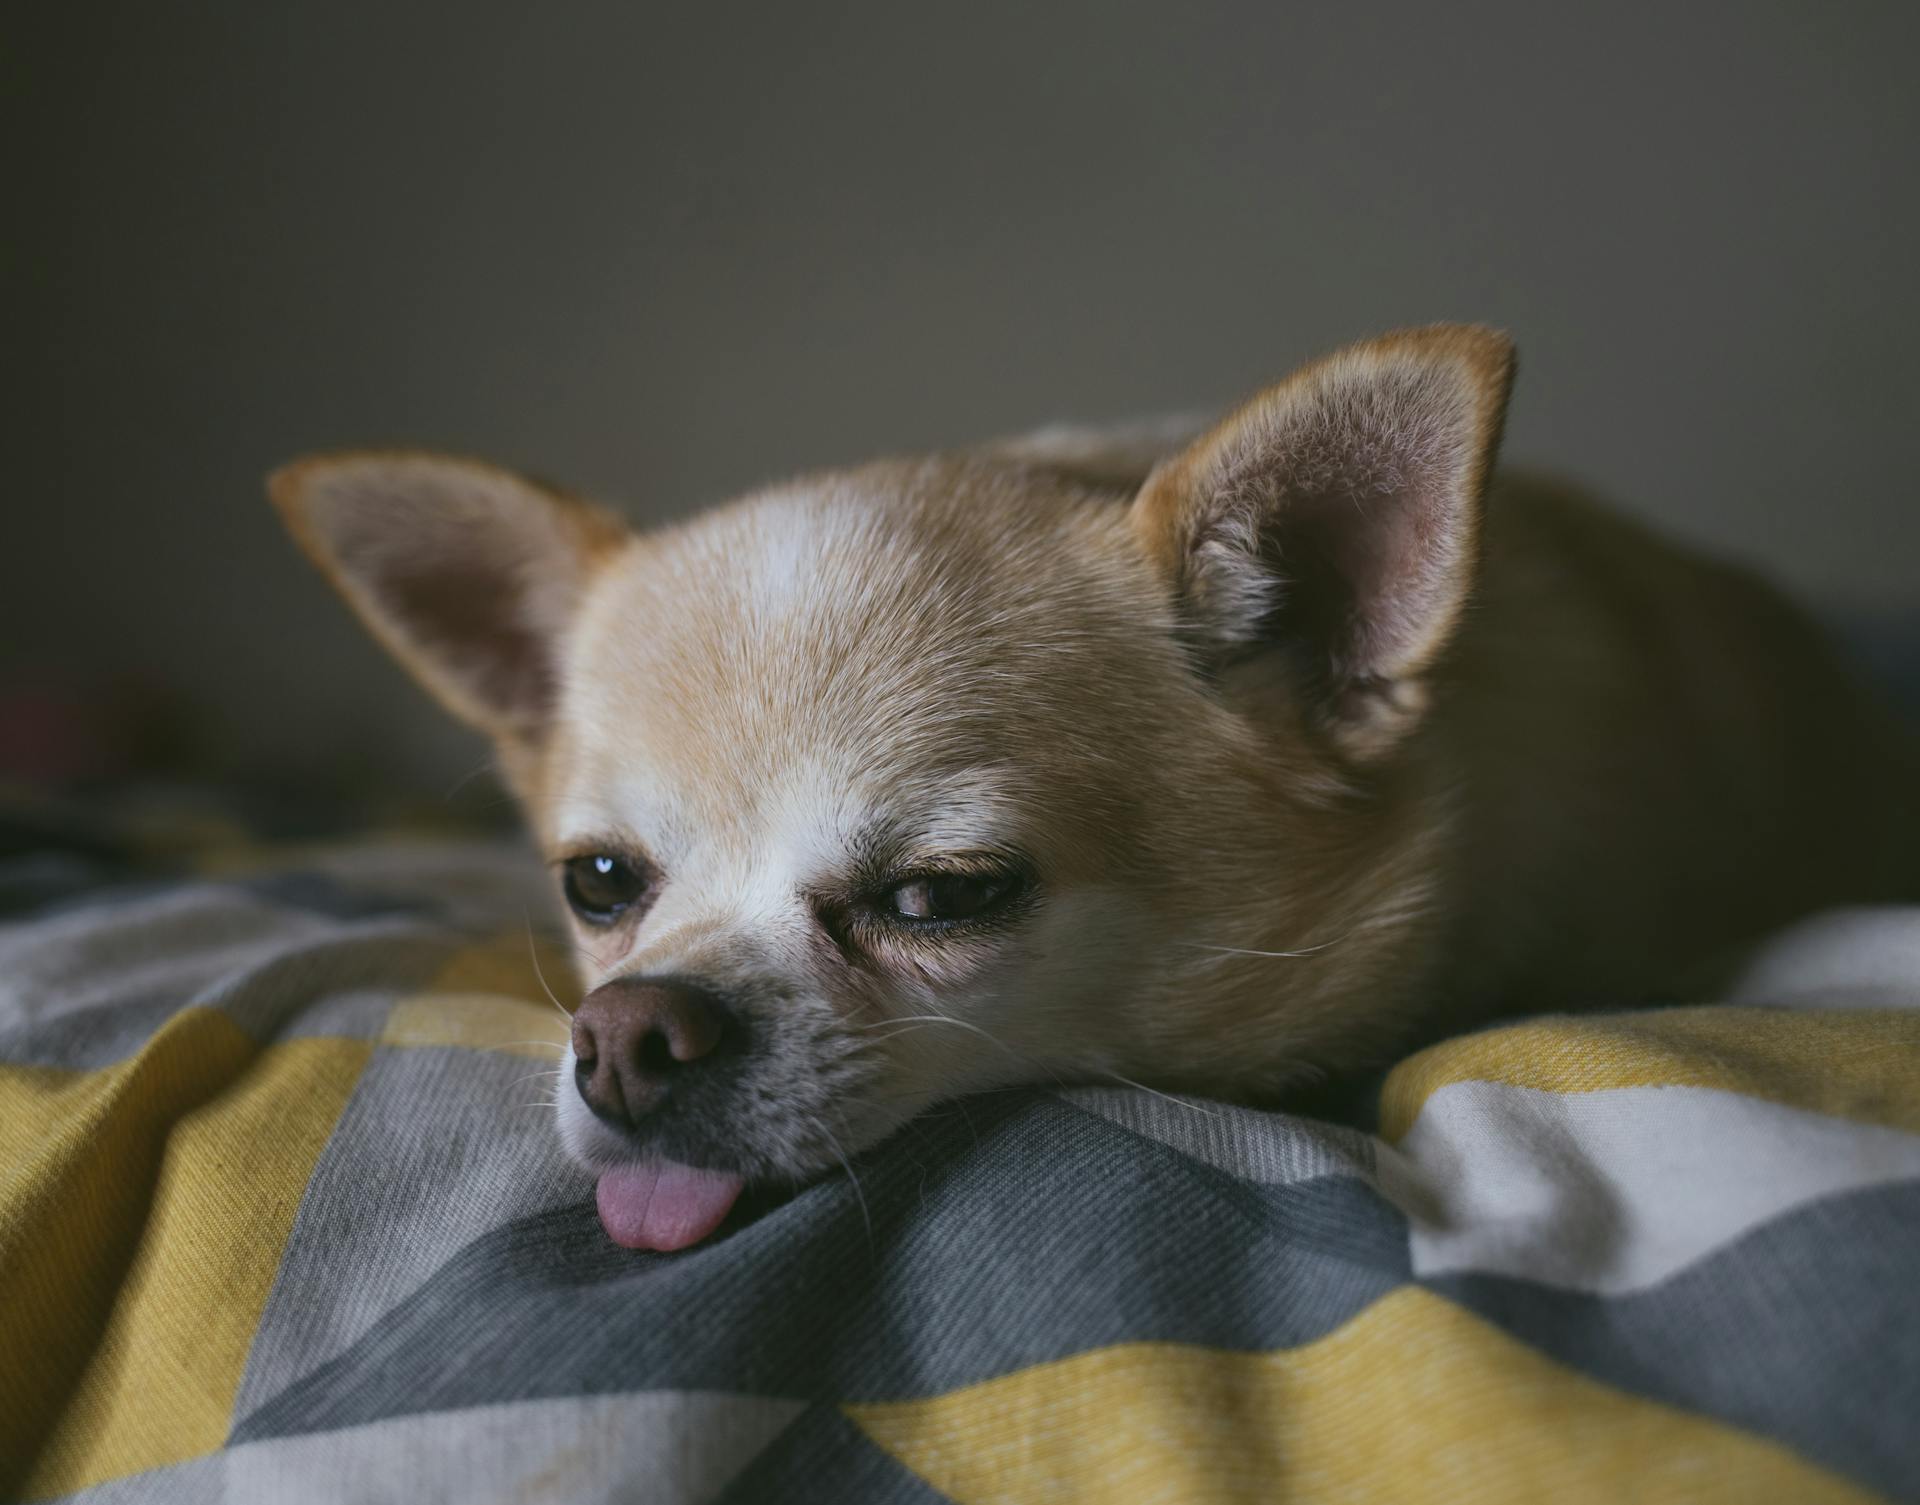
left=10, top=2, right=1917, bottom=792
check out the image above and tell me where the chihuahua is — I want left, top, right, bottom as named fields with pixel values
left=272, top=325, right=1918, bottom=1250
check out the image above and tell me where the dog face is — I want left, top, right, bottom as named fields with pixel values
left=539, top=462, right=1209, bottom=1176
left=273, top=325, right=1513, bottom=1247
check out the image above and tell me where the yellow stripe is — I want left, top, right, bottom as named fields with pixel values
left=378, top=934, right=577, bottom=1059
left=0, top=1010, right=367, bottom=1499
left=410, top=932, right=578, bottom=1006
left=379, top=993, right=570, bottom=1059
left=847, top=1287, right=1877, bottom=1504
left=1379, top=1007, right=1920, bottom=1142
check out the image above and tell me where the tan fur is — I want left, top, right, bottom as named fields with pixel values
left=269, top=450, right=626, bottom=791
left=271, top=326, right=1919, bottom=1184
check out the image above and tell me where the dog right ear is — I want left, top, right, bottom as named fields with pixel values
left=270, top=451, right=627, bottom=745
left=1131, top=325, right=1514, bottom=759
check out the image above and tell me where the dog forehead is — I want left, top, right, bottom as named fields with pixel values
left=546, top=460, right=1160, bottom=850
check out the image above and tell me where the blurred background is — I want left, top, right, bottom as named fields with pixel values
left=7, top=1, right=1917, bottom=826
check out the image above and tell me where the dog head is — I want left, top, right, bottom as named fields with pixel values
left=272, top=324, right=1513, bottom=1247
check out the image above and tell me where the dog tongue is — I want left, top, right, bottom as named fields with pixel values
left=595, top=1162, right=746, bottom=1251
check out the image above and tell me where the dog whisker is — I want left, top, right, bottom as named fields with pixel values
left=863, top=1007, right=1031, bottom=1069
left=443, top=753, right=498, bottom=801
left=523, top=910, right=576, bottom=1027
left=1181, top=934, right=1348, bottom=960
left=1088, top=1069, right=1222, bottom=1119
left=856, top=1016, right=996, bottom=1045
left=813, top=1112, right=875, bottom=1254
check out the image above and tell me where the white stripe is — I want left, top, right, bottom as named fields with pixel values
left=1057, top=1087, right=1375, bottom=1184
left=1379, top=1080, right=1920, bottom=1295
left=219, top=1391, right=805, bottom=1505
left=1724, top=905, right=1920, bottom=1012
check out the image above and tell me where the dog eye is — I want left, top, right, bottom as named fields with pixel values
left=562, top=855, right=650, bottom=924
left=887, top=871, right=1016, bottom=924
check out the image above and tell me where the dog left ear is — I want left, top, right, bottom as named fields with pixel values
left=1131, top=324, right=1515, bottom=758
left=269, top=451, right=627, bottom=748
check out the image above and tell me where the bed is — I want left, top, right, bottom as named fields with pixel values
left=2, top=825, right=1916, bottom=1503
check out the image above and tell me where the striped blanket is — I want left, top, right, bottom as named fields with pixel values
left=2, top=837, right=1915, bottom=1503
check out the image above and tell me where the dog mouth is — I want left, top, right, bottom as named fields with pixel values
left=557, top=999, right=904, bottom=1249
left=594, top=1160, right=748, bottom=1250
left=566, top=1093, right=849, bottom=1251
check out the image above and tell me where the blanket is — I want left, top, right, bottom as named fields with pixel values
left=2, top=836, right=1916, bottom=1503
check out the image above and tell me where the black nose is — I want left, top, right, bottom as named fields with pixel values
left=571, top=978, right=729, bottom=1129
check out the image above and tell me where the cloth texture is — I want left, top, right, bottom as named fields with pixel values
left=1, top=838, right=1915, bottom=1503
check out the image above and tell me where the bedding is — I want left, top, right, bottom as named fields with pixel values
left=1, top=833, right=1916, bottom=1503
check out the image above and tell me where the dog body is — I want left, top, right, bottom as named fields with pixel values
left=274, top=327, right=1917, bottom=1248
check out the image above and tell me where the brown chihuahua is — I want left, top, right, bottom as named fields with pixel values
left=273, top=326, right=1918, bottom=1248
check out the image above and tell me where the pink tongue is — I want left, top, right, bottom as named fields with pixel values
left=595, top=1162, right=746, bottom=1251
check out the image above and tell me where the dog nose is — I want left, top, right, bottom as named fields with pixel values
left=571, top=978, right=727, bottom=1129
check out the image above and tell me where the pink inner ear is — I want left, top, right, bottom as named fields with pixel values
left=278, top=452, right=623, bottom=739
left=1270, top=461, right=1465, bottom=686
left=379, top=557, right=557, bottom=728
left=1203, top=355, right=1483, bottom=687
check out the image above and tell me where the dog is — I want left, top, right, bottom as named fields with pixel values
left=272, top=325, right=1918, bottom=1250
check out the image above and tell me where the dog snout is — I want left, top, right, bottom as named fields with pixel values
left=570, top=977, right=730, bottom=1129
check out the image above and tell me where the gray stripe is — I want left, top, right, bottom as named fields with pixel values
left=234, top=1045, right=590, bottom=1416
left=0, top=883, right=462, bottom=1069
left=712, top=1405, right=956, bottom=1505
left=0, top=841, right=555, bottom=1070
left=1430, top=1178, right=1920, bottom=1503
left=232, top=1092, right=1408, bottom=1442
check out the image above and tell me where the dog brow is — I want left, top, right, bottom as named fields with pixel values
left=851, top=804, right=1028, bottom=881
